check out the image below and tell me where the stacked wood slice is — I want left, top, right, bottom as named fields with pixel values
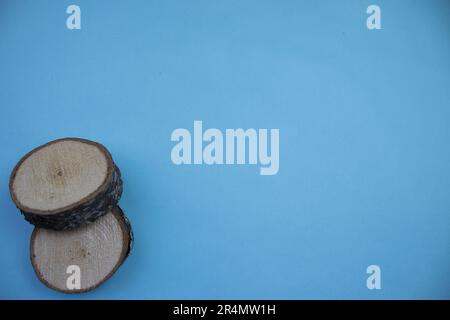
left=9, top=138, right=133, bottom=293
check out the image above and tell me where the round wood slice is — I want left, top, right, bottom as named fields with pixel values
left=30, top=206, right=133, bottom=293
left=9, top=138, right=123, bottom=230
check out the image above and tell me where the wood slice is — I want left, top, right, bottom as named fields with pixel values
left=9, top=138, right=123, bottom=230
left=30, top=206, right=133, bottom=293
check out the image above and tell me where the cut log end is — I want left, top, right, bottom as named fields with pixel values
left=30, top=207, right=133, bottom=294
left=10, top=138, right=122, bottom=230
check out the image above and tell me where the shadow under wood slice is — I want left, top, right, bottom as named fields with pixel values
left=9, top=138, right=123, bottom=230
left=30, top=206, right=133, bottom=294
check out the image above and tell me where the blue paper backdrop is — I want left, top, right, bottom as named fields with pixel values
left=0, top=0, right=449, bottom=299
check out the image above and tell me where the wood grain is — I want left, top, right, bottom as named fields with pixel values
left=30, top=207, right=132, bottom=293
left=10, top=138, right=123, bottom=230
left=12, top=139, right=108, bottom=212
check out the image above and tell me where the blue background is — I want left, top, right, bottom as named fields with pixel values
left=0, top=0, right=449, bottom=299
